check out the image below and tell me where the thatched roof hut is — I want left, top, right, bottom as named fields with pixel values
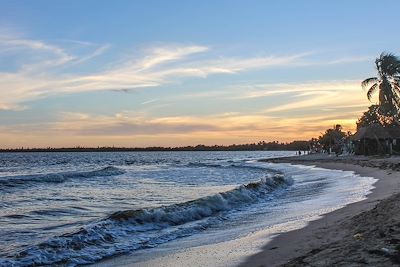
left=350, top=124, right=400, bottom=155
left=351, top=124, right=392, bottom=140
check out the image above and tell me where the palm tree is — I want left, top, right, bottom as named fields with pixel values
left=361, top=52, right=400, bottom=118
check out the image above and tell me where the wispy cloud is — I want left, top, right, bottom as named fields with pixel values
left=136, top=45, right=209, bottom=70
left=141, top=99, right=159, bottom=105
left=0, top=32, right=313, bottom=110
left=228, top=80, right=361, bottom=99
left=326, top=55, right=373, bottom=65
left=259, top=81, right=370, bottom=114
left=0, top=31, right=366, bottom=113
left=70, top=44, right=111, bottom=65
left=0, top=39, right=74, bottom=69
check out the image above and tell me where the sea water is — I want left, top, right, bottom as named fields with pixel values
left=0, top=151, right=376, bottom=266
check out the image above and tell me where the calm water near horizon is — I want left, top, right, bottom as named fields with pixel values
left=0, top=151, right=376, bottom=266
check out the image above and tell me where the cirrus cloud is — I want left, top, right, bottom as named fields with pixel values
left=0, top=32, right=313, bottom=110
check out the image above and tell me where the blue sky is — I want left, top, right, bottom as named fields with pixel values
left=1, top=0, right=399, bottom=148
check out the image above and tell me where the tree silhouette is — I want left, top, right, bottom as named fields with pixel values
left=356, top=105, right=386, bottom=130
left=361, top=52, right=400, bottom=120
left=318, top=124, right=346, bottom=153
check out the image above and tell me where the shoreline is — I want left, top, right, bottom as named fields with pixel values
left=240, top=154, right=400, bottom=266
left=91, top=153, right=399, bottom=267
left=89, top=153, right=400, bottom=267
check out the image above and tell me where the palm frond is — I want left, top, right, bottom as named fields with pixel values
left=393, top=83, right=400, bottom=94
left=367, top=83, right=378, bottom=100
left=392, top=84, right=400, bottom=106
left=376, top=52, right=400, bottom=76
left=361, top=77, right=378, bottom=89
left=379, top=52, right=398, bottom=61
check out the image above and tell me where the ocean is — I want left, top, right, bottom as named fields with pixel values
left=0, top=151, right=376, bottom=266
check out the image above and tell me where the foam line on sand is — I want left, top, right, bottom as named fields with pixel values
left=240, top=154, right=400, bottom=266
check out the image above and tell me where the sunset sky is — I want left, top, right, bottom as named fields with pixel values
left=1, top=0, right=400, bottom=148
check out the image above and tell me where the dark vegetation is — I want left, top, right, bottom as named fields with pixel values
left=0, top=140, right=310, bottom=153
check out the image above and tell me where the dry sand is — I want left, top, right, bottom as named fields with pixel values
left=240, top=154, right=400, bottom=267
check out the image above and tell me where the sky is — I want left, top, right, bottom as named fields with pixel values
left=1, top=0, right=400, bottom=148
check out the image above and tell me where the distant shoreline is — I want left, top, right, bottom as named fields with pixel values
left=0, top=141, right=310, bottom=153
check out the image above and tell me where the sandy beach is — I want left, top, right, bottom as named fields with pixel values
left=241, top=153, right=400, bottom=267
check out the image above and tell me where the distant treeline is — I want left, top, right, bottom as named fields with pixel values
left=0, top=141, right=310, bottom=153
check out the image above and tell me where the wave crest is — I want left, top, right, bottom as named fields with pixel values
left=110, top=174, right=291, bottom=224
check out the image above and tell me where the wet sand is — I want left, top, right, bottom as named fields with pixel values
left=241, top=154, right=400, bottom=267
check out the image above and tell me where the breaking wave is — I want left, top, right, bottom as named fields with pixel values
left=0, top=173, right=292, bottom=267
left=109, top=173, right=292, bottom=224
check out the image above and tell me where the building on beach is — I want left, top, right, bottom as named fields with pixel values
left=350, top=124, right=400, bottom=155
